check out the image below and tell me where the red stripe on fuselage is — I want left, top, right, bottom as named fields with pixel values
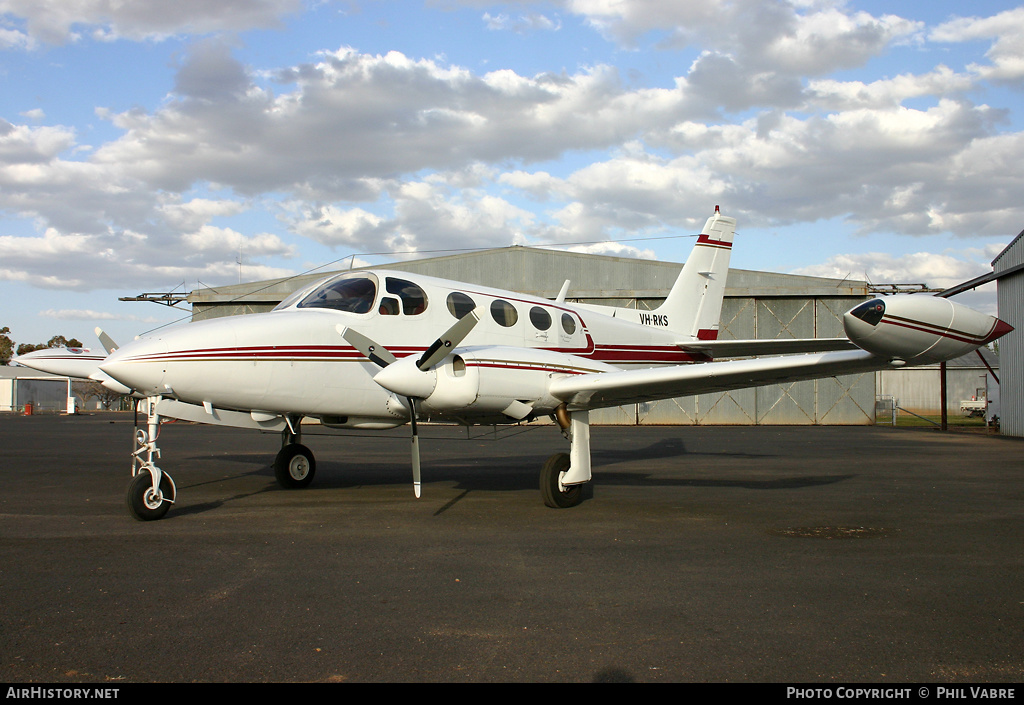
left=880, top=315, right=995, bottom=345
left=121, top=342, right=705, bottom=367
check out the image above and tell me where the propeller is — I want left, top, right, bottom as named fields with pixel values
left=416, top=310, right=479, bottom=371
left=340, top=326, right=396, bottom=368
left=339, top=310, right=479, bottom=498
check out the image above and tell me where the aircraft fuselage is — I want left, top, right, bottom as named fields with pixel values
left=101, top=270, right=706, bottom=426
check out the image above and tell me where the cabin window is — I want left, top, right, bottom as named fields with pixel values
left=529, top=306, right=552, bottom=331
left=561, top=312, right=577, bottom=335
left=385, top=277, right=428, bottom=315
left=490, top=299, right=519, bottom=327
left=297, top=274, right=377, bottom=314
left=446, top=292, right=477, bottom=320
left=378, top=297, right=399, bottom=316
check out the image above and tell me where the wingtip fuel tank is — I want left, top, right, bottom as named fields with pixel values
left=844, top=294, right=1012, bottom=365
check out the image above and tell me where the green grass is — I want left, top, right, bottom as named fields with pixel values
left=881, top=411, right=992, bottom=429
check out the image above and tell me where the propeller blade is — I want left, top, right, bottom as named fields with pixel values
left=340, top=326, right=397, bottom=368
left=408, top=397, right=421, bottom=498
left=417, top=310, right=479, bottom=371
left=341, top=315, right=478, bottom=500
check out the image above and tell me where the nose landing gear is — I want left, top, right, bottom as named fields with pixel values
left=127, top=397, right=176, bottom=521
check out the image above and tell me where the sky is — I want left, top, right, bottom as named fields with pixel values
left=1, top=0, right=1022, bottom=350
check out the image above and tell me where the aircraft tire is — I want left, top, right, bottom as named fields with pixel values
left=126, top=471, right=173, bottom=522
left=540, top=452, right=583, bottom=508
left=275, top=443, right=316, bottom=489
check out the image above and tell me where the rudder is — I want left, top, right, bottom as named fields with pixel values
left=656, top=207, right=736, bottom=341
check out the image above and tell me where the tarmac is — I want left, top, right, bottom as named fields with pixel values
left=0, top=412, right=1022, bottom=684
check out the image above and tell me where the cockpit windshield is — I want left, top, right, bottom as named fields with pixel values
left=850, top=298, right=885, bottom=327
left=296, top=274, right=378, bottom=314
left=272, top=276, right=333, bottom=311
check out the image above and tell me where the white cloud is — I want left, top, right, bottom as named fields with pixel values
left=0, top=0, right=304, bottom=44
left=181, top=225, right=293, bottom=257
left=760, top=8, right=921, bottom=76
left=0, top=120, right=76, bottom=162
left=90, top=48, right=691, bottom=196
left=557, top=240, right=657, bottom=259
left=39, top=308, right=161, bottom=323
left=2, top=1, right=1023, bottom=307
left=286, top=204, right=392, bottom=248
left=0, top=25, right=33, bottom=49
left=483, top=12, right=561, bottom=33
left=567, top=0, right=920, bottom=78
left=791, top=246, right=1006, bottom=292
left=790, top=245, right=1006, bottom=315
left=158, top=197, right=247, bottom=231
left=806, top=66, right=975, bottom=111
left=930, top=7, right=1024, bottom=84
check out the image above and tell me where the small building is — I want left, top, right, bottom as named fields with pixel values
left=0, top=366, right=72, bottom=413
left=993, top=230, right=1024, bottom=437
left=876, top=348, right=1000, bottom=418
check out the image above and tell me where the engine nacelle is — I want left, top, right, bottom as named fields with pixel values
left=843, top=294, right=1012, bottom=365
left=419, top=346, right=616, bottom=419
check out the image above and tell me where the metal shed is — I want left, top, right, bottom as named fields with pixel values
left=185, top=246, right=875, bottom=425
left=0, top=367, right=71, bottom=413
left=876, top=348, right=1000, bottom=417
left=993, top=229, right=1024, bottom=437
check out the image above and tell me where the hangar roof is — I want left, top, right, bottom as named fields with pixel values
left=188, top=245, right=869, bottom=307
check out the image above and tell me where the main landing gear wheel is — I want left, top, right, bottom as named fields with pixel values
left=126, top=471, right=174, bottom=522
left=274, top=443, right=316, bottom=489
left=540, top=452, right=584, bottom=508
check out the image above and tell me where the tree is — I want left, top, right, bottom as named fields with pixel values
left=0, top=327, right=12, bottom=365
left=72, top=380, right=124, bottom=410
left=47, top=335, right=83, bottom=348
left=8, top=334, right=87, bottom=360
left=15, top=342, right=46, bottom=356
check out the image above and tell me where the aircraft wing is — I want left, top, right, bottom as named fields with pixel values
left=678, top=337, right=856, bottom=358
left=548, top=349, right=881, bottom=410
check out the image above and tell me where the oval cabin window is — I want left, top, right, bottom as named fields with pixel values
left=490, top=299, right=519, bottom=327
left=561, top=312, right=577, bottom=335
left=530, top=306, right=552, bottom=331
left=446, top=292, right=477, bottom=320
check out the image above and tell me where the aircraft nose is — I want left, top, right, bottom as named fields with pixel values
left=99, top=336, right=168, bottom=395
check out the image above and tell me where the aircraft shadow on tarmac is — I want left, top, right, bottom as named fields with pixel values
left=164, top=434, right=855, bottom=517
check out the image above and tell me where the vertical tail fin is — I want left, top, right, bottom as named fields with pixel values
left=658, top=207, right=735, bottom=341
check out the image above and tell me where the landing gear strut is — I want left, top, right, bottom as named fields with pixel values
left=542, top=407, right=591, bottom=508
left=274, top=423, right=316, bottom=489
left=127, top=396, right=176, bottom=521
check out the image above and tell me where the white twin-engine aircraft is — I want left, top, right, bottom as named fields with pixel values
left=14, top=208, right=1012, bottom=520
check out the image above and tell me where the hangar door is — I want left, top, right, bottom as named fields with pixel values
left=599, top=296, right=875, bottom=426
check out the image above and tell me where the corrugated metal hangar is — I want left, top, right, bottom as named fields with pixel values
left=188, top=246, right=884, bottom=425
left=993, top=230, right=1024, bottom=437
